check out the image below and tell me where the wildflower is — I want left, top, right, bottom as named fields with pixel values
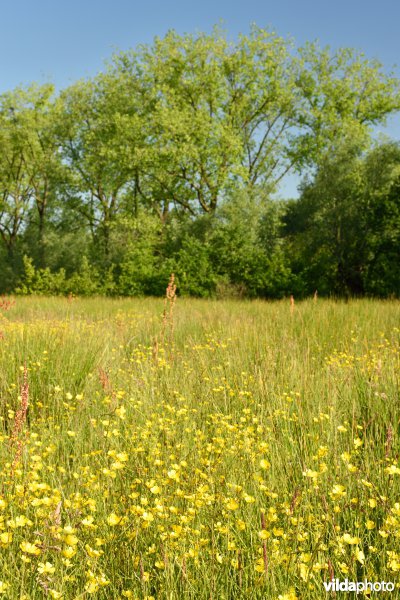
left=20, top=541, right=41, bottom=555
left=38, top=562, right=55, bottom=574
left=62, top=546, right=76, bottom=558
left=303, top=468, right=319, bottom=479
left=226, top=499, right=239, bottom=511
left=167, top=469, right=179, bottom=480
left=278, top=589, right=298, bottom=600
left=355, top=548, right=365, bottom=564
left=0, top=533, right=12, bottom=545
left=342, top=533, right=360, bottom=545
left=385, top=464, right=400, bottom=475
left=107, top=513, right=122, bottom=526
left=331, top=484, right=346, bottom=499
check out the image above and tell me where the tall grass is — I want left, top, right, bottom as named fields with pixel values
left=0, top=296, right=399, bottom=598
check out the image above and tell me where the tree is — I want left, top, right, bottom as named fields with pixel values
left=284, top=141, right=400, bottom=296
left=57, top=71, right=150, bottom=263
left=109, top=26, right=400, bottom=213
left=0, top=84, right=62, bottom=268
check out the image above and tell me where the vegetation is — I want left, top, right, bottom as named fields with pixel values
left=0, top=26, right=399, bottom=298
left=0, top=295, right=399, bottom=598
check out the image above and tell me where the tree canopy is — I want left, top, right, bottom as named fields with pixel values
left=0, top=26, right=399, bottom=297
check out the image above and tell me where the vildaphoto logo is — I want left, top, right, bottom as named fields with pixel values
left=323, top=579, right=395, bottom=593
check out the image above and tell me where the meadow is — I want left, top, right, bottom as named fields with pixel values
left=0, top=294, right=399, bottom=599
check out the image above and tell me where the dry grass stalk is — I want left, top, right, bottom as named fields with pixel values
left=0, top=296, right=15, bottom=340
left=290, top=487, right=300, bottom=514
left=152, top=336, right=159, bottom=363
left=290, top=294, right=295, bottom=315
left=0, top=296, right=15, bottom=311
left=237, top=550, right=242, bottom=588
left=10, top=364, right=29, bottom=474
left=260, top=511, right=268, bottom=576
left=98, top=367, right=117, bottom=410
left=160, top=274, right=177, bottom=350
left=385, top=424, right=394, bottom=458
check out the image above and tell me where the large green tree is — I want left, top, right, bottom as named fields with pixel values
left=0, top=84, right=61, bottom=268
left=108, top=26, right=400, bottom=213
left=284, top=141, right=400, bottom=296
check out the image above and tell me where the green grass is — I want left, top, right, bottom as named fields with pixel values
left=0, top=296, right=399, bottom=599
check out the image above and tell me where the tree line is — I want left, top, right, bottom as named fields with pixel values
left=1, top=26, right=400, bottom=297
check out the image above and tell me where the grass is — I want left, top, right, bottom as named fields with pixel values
left=0, top=295, right=399, bottom=599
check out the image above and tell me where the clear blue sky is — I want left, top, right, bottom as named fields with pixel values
left=1, top=0, right=400, bottom=196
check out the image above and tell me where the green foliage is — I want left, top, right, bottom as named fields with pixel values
left=16, top=255, right=101, bottom=296
left=285, top=141, right=400, bottom=297
left=16, top=256, right=66, bottom=295
left=0, top=26, right=400, bottom=298
left=171, top=236, right=217, bottom=297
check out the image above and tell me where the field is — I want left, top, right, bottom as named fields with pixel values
left=0, top=296, right=399, bottom=599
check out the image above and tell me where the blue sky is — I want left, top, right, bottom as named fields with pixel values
left=1, top=0, right=399, bottom=196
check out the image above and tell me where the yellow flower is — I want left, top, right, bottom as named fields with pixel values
left=141, top=511, right=154, bottom=522
left=255, top=557, right=266, bottom=573
left=62, top=546, right=76, bottom=558
left=303, top=468, right=319, bottom=479
left=385, top=465, right=400, bottom=475
left=278, top=588, right=298, bottom=600
left=226, top=499, right=239, bottom=511
left=64, top=534, right=79, bottom=546
left=331, top=484, right=346, bottom=499
left=0, top=582, right=9, bottom=595
left=339, top=562, right=349, bottom=574
left=259, top=459, right=270, bottom=470
left=379, top=530, right=389, bottom=538
left=38, top=562, right=55, bottom=575
left=342, top=533, right=360, bottom=545
left=85, top=544, right=103, bottom=558
left=85, top=581, right=99, bottom=594
left=356, top=548, right=365, bottom=565
left=20, top=541, right=41, bottom=555
left=366, top=520, right=375, bottom=530
left=167, top=469, right=179, bottom=480
left=107, top=513, right=122, bottom=526
left=236, top=519, right=246, bottom=531
left=115, top=405, right=126, bottom=419
left=0, top=532, right=12, bottom=545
